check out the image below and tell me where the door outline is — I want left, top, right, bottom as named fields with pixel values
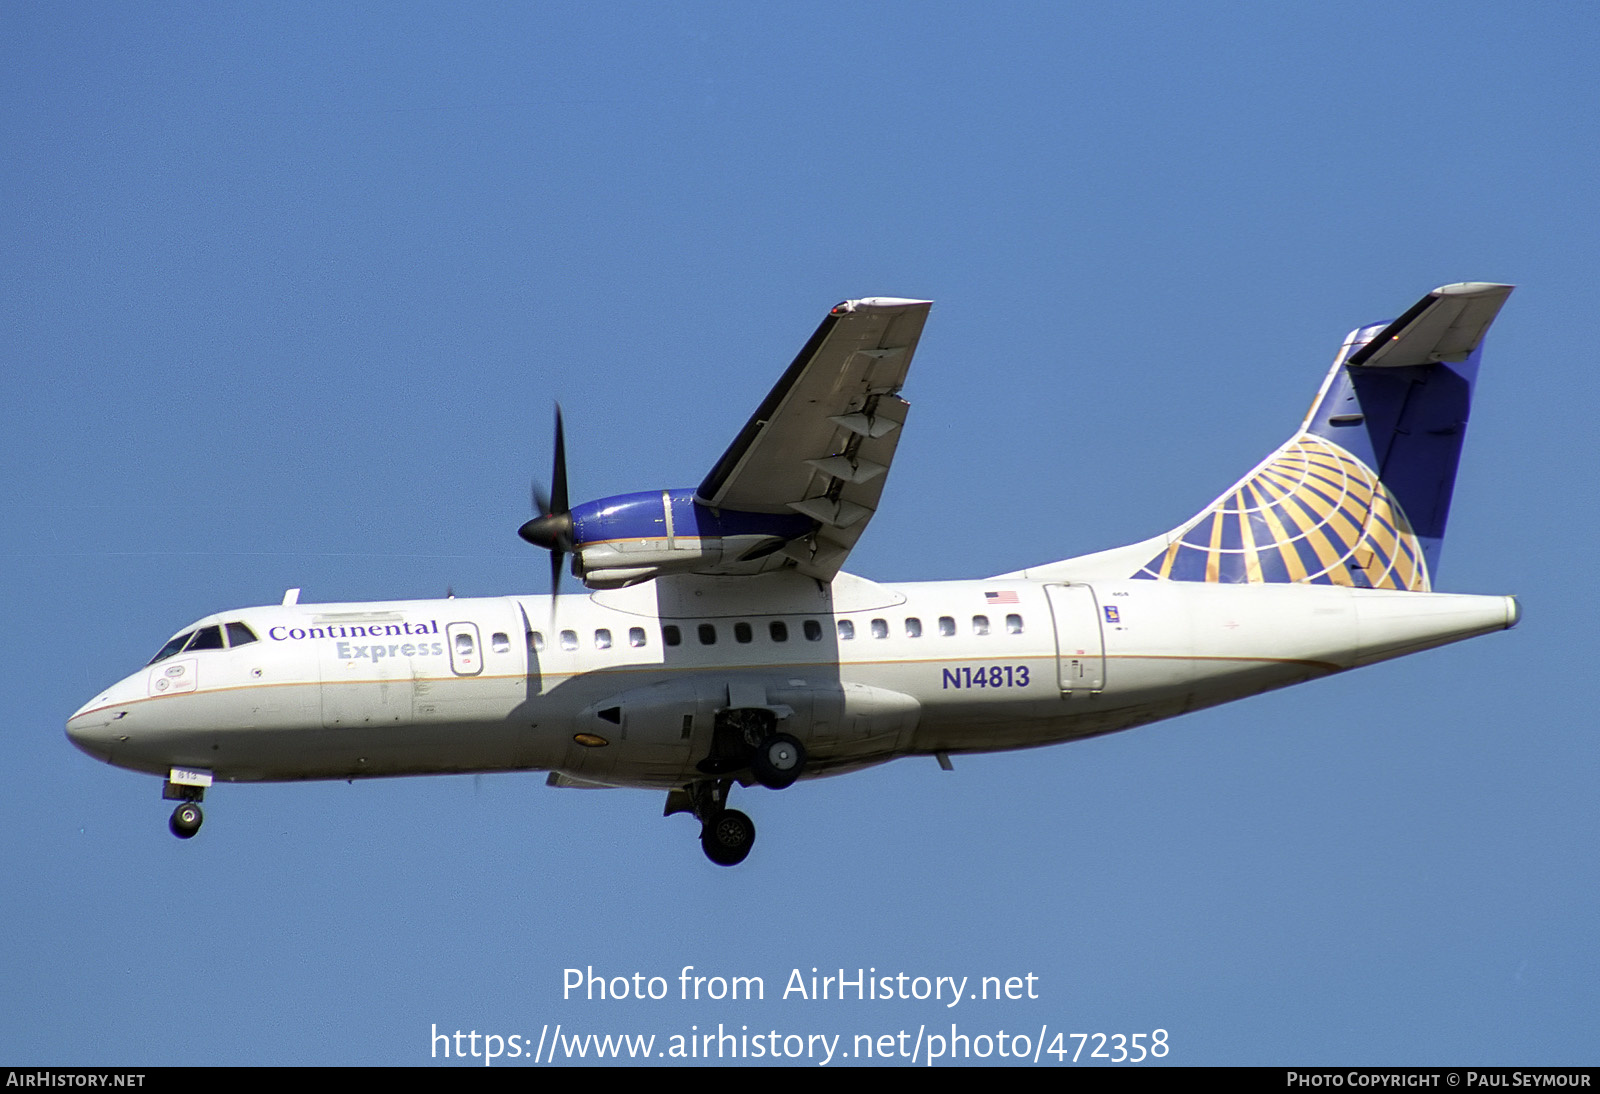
left=1044, top=584, right=1106, bottom=694
left=446, top=622, right=484, bottom=676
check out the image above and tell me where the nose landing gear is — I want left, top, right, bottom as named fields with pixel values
left=162, top=768, right=211, bottom=840
left=169, top=801, right=204, bottom=839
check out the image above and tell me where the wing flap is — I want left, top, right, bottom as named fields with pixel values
left=697, top=297, right=931, bottom=580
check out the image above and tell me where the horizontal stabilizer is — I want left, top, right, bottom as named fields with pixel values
left=1345, top=282, right=1512, bottom=368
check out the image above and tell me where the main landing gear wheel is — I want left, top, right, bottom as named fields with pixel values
left=749, top=732, right=806, bottom=790
left=169, top=802, right=203, bottom=839
left=700, top=809, right=755, bottom=867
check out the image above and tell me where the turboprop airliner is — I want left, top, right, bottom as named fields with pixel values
left=67, top=283, right=1520, bottom=865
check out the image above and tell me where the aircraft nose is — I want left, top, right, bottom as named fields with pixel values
left=66, top=690, right=126, bottom=762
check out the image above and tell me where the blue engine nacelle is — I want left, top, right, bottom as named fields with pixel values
left=569, top=488, right=814, bottom=589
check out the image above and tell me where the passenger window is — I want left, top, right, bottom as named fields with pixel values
left=492, top=632, right=511, bottom=653
left=595, top=629, right=612, bottom=649
left=972, top=615, right=990, bottom=636
left=185, top=626, right=224, bottom=651
left=629, top=627, right=646, bottom=648
left=663, top=625, right=682, bottom=647
left=769, top=621, right=788, bottom=642
left=939, top=616, right=955, bottom=637
left=837, top=619, right=855, bottom=640
left=734, top=622, right=752, bottom=644
left=803, top=619, right=822, bottom=641
left=905, top=617, right=922, bottom=638
left=455, top=632, right=475, bottom=656
left=529, top=631, right=544, bottom=652
left=698, top=624, right=717, bottom=645
left=560, top=630, right=578, bottom=651
left=870, top=618, right=888, bottom=639
left=1006, top=614, right=1023, bottom=635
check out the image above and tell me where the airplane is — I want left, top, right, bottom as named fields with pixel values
left=67, top=283, right=1520, bottom=866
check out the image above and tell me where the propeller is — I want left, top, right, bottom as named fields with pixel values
left=518, top=405, right=576, bottom=600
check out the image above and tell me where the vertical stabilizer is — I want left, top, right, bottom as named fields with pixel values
left=1132, top=283, right=1512, bottom=592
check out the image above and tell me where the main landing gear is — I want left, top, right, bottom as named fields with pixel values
left=701, top=806, right=756, bottom=867
left=750, top=733, right=804, bottom=790
left=667, top=707, right=810, bottom=865
left=696, top=707, right=808, bottom=790
left=666, top=778, right=757, bottom=867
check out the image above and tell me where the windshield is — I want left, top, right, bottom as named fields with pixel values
left=147, top=619, right=259, bottom=665
left=148, top=631, right=194, bottom=665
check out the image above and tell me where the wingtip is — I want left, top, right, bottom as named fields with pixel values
left=1431, top=282, right=1515, bottom=298
left=832, top=297, right=933, bottom=314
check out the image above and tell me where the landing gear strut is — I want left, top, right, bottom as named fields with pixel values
left=670, top=708, right=810, bottom=864
left=667, top=779, right=756, bottom=867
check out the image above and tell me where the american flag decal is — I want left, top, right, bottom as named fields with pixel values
left=984, top=590, right=1019, bottom=604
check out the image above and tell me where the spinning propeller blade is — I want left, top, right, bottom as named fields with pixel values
left=518, top=405, right=575, bottom=601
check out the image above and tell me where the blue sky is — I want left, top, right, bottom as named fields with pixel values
left=5, top=2, right=1597, bottom=1066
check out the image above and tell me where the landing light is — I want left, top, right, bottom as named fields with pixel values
left=573, top=733, right=609, bottom=748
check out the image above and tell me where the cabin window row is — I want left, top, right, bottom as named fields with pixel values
left=661, top=619, right=826, bottom=647
left=526, top=614, right=1024, bottom=654
left=836, top=614, right=1023, bottom=640
left=528, top=626, right=651, bottom=653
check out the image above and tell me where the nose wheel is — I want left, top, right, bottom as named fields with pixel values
left=169, top=801, right=204, bottom=839
left=162, top=769, right=210, bottom=840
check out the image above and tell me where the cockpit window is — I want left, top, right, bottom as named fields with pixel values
left=225, top=622, right=259, bottom=647
left=184, top=625, right=225, bottom=651
left=148, top=631, right=194, bottom=665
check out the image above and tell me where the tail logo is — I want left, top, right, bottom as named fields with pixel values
left=1133, top=433, right=1428, bottom=591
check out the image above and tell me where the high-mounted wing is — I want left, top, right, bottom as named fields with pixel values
left=697, top=297, right=932, bottom=581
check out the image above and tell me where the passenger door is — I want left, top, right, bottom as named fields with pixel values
left=1045, top=584, right=1106, bottom=694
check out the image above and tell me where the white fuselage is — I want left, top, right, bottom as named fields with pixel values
left=66, top=571, right=1517, bottom=790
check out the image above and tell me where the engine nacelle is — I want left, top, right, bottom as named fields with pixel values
left=568, top=488, right=812, bottom=589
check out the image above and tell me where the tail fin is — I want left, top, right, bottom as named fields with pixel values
left=1132, top=282, right=1513, bottom=592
